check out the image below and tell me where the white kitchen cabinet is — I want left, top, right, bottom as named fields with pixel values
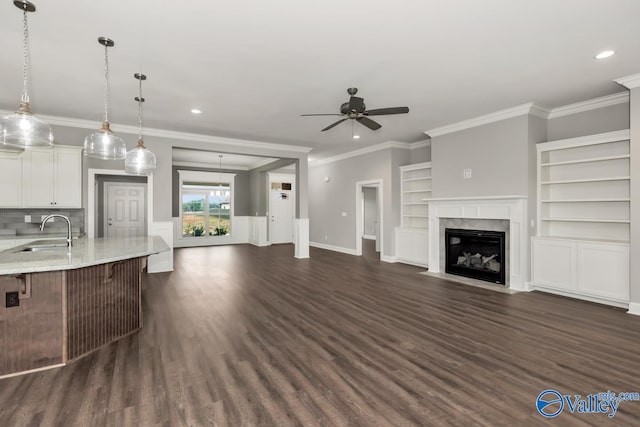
left=0, top=152, right=23, bottom=207
left=23, top=146, right=82, bottom=208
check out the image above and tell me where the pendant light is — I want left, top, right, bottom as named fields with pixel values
left=124, top=73, right=156, bottom=175
left=83, top=37, right=126, bottom=159
left=0, top=1, right=54, bottom=150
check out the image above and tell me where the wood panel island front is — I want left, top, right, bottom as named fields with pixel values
left=0, top=236, right=169, bottom=378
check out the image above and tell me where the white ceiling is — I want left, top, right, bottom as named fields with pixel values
left=1, top=0, right=639, bottom=158
left=172, top=149, right=277, bottom=170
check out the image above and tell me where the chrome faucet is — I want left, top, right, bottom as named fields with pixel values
left=40, top=214, right=73, bottom=248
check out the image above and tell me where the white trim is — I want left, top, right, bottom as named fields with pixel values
left=148, top=221, right=174, bottom=273
left=615, top=73, right=640, bottom=89
left=409, top=140, right=431, bottom=150
left=251, top=157, right=281, bottom=169
left=355, top=179, right=384, bottom=257
left=628, top=302, right=640, bottom=316
left=309, top=141, right=413, bottom=167
left=425, top=195, right=527, bottom=202
left=294, top=218, right=310, bottom=258
left=0, top=110, right=312, bottom=154
left=173, top=161, right=249, bottom=171
left=363, top=234, right=376, bottom=240
left=0, top=363, right=65, bottom=380
left=548, top=92, right=629, bottom=119
left=310, top=241, right=358, bottom=256
left=87, top=169, right=153, bottom=239
left=380, top=255, right=397, bottom=263
left=534, top=285, right=629, bottom=309
left=536, top=129, right=630, bottom=152
left=425, top=103, right=550, bottom=137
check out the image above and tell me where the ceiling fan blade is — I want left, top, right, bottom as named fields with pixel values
left=321, top=118, right=348, bottom=131
left=364, top=107, right=409, bottom=116
left=356, top=116, right=382, bottom=130
left=348, top=96, right=365, bottom=113
left=301, top=114, right=343, bottom=116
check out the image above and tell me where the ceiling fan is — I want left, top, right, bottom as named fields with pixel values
left=301, top=88, right=409, bottom=132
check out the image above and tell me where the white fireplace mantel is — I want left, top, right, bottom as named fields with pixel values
left=427, top=196, right=530, bottom=291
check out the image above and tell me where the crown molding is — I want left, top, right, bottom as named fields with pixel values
left=548, top=92, right=629, bottom=119
left=309, top=140, right=415, bottom=167
left=172, top=161, right=249, bottom=171
left=615, top=73, right=640, bottom=89
left=425, top=102, right=551, bottom=138
left=0, top=110, right=313, bottom=154
left=409, top=140, right=431, bottom=150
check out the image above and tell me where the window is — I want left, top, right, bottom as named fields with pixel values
left=178, top=170, right=235, bottom=238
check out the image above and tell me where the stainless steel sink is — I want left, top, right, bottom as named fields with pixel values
left=6, top=239, right=69, bottom=253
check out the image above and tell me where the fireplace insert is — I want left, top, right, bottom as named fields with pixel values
left=445, top=228, right=506, bottom=285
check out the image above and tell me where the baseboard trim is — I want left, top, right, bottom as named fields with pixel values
left=392, top=257, right=429, bottom=268
left=380, top=255, right=397, bottom=263
left=628, top=302, right=640, bottom=316
left=309, top=242, right=358, bottom=256
left=533, top=285, right=629, bottom=309
left=250, top=242, right=271, bottom=247
left=363, top=235, right=376, bottom=240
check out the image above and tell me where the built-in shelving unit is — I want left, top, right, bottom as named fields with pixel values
left=400, top=162, right=431, bottom=229
left=532, top=130, right=630, bottom=308
left=395, top=162, right=431, bottom=267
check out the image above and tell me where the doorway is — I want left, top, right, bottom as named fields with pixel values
left=268, top=172, right=295, bottom=244
left=362, top=186, right=380, bottom=257
left=355, top=179, right=383, bottom=257
left=104, top=183, right=147, bottom=238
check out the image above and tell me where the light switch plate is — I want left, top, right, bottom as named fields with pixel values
left=24, top=215, right=31, bottom=223
left=341, top=212, right=347, bottom=217
left=463, top=169, right=472, bottom=179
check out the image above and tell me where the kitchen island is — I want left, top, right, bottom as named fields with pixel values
left=0, top=236, right=169, bottom=378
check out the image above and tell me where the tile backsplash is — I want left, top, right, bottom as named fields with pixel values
left=0, top=209, right=84, bottom=238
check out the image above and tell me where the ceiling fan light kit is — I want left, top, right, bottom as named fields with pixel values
left=301, top=87, right=409, bottom=133
left=1, top=0, right=54, bottom=151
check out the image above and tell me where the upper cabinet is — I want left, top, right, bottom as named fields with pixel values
left=0, top=152, right=24, bottom=207
left=0, top=145, right=82, bottom=209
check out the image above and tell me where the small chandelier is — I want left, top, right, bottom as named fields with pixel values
left=124, top=73, right=156, bottom=175
left=84, top=37, right=126, bottom=159
left=0, top=0, right=54, bottom=150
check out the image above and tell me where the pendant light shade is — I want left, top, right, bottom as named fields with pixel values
left=124, top=73, right=156, bottom=175
left=1, top=1, right=54, bottom=150
left=84, top=37, right=126, bottom=160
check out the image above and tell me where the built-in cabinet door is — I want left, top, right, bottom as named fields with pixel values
left=23, top=147, right=81, bottom=208
left=395, top=227, right=429, bottom=266
left=53, top=148, right=82, bottom=208
left=24, top=149, right=55, bottom=207
left=0, top=152, right=23, bottom=207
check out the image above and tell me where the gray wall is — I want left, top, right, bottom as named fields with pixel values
left=547, top=102, right=630, bottom=141
left=171, top=166, right=250, bottom=217
left=309, top=148, right=409, bottom=257
left=431, top=116, right=530, bottom=198
left=410, top=143, right=431, bottom=164
left=362, top=187, right=377, bottom=237
left=630, top=89, right=639, bottom=307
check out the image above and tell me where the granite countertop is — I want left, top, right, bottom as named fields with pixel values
left=0, top=236, right=170, bottom=275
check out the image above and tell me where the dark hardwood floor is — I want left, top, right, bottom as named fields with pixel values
left=1, top=244, right=640, bottom=426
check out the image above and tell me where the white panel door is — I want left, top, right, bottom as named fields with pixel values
left=270, top=188, right=294, bottom=244
left=106, top=184, right=146, bottom=238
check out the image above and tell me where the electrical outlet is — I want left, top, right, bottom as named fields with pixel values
left=24, top=215, right=31, bottom=223
left=6, top=291, right=19, bottom=308
left=463, top=169, right=472, bottom=179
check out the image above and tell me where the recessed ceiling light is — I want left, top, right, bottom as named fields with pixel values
left=595, top=50, right=615, bottom=60
left=352, top=135, right=360, bottom=139
left=191, top=109, right=202, bottom=114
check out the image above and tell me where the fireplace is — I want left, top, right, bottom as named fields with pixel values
left=445, top=228, right=506, bottom=285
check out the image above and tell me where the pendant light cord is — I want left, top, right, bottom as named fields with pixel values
left=103, top=43, right=110, bottom=123
left=21, top=9, right=30, bottom=103
left=137, top=78, right=144, bottom=142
